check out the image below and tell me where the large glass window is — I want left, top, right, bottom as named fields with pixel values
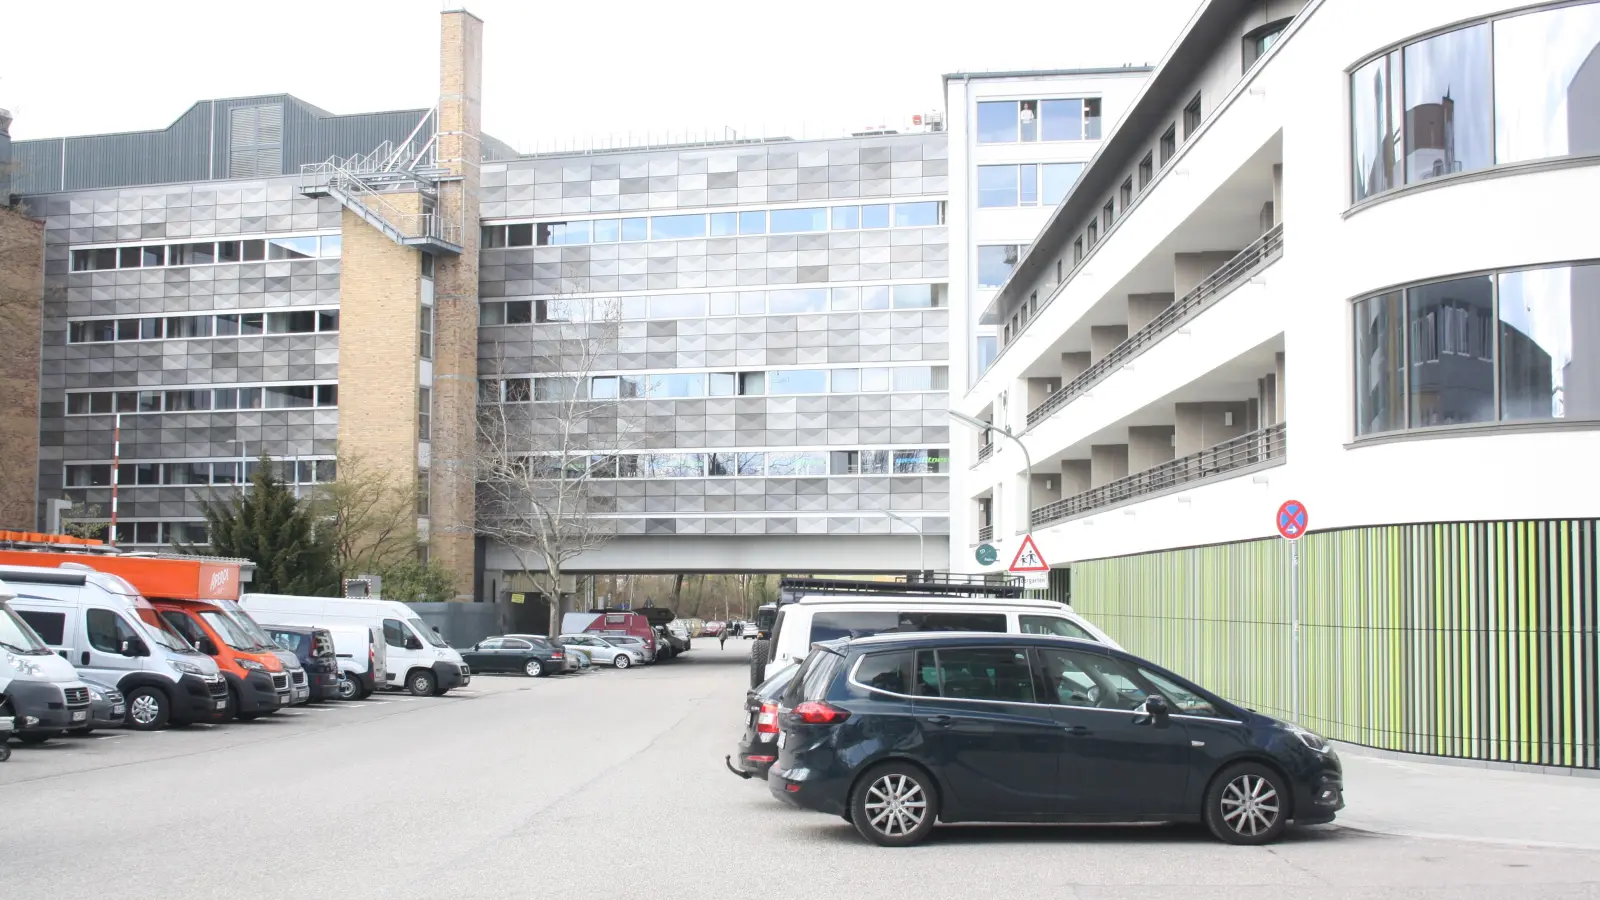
left=768, top=289, right=827, bottom=314
left=977, top=165, right=1019, bottom=208
left=1404, top=24, right=1493, bottom=182
left=1353, top=262, right=1598, bottom=435
left=768, top=208, right=828, bottom=233
left=1351, top=53, right=1400, bottom=201
left=931, top=647, right=1035, bottom=703
left=978, top=245, right=1021, bottom=289
left=1353, top=291, right=1406, bottom=435
left=1497, top=265, right=1600, bottom=420
left=1493, top=3, right=1600, bottom=164
left=1041, top=163, right=1083, bottom=205
left=893, top=202, right=941, bottom=227
left=650, top=214, right=707, bottom=240
left=767, top=369, right=827, bottom=395
left=766, top=452, right=826, bottom=477
left=976, top=101, right=1019, bottom=143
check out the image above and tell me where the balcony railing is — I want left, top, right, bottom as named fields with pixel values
left=1026, top=223, right=1284, bottom=429
left=978, top=442, right=994, bottom=462
left=977, top=524, right=994, bottom=542
left=1030, top=422, right=1286, bottom=528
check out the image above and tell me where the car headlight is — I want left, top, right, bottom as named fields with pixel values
left=1290, top=725, right=1330, bottom=754
left=5, top=653, right=43, bottom=677
left=88, top=686, right=104, bottom=701
left=173, top=661, right=204, bottom=676
left=236, top=658, right=266, bottom=672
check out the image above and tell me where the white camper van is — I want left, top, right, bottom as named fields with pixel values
left=240, top=594, right=467, bottom=696
left=0, top=578, right=94, bottom=744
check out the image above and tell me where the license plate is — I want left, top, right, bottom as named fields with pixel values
left=72, top=710, right=88, bottom=722
left=776, top=731, right=786, bottom=750
left=113, top=705, right=125, bottom=716
left=215, top=700, right=227, bottom=710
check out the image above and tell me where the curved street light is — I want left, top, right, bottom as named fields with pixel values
left=949, top=409, right=1033, bottom=537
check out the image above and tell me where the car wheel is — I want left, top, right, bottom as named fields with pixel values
left=408, top=670, right=437, bottom=697
left=850, top=762, right=938, bottom=847
left=336, top=674, right=359, bottom=701
left=125, top=687, right=170, bottom=731
left=524, top=659, right=544, bottom=677
left=1205, top=762, right=1288, bottom=845
left=0, top=744, right=10, bottom=761
left=613, top=654, right=632, bottom=669
left=749, top=639, right=770, bottom=688
left=16, top=732, right=52, bottom=745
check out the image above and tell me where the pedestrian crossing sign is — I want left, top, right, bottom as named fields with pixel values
left=1009, top=534, right=1050, bottom=574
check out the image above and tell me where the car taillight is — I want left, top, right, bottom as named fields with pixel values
left=756, top=701, right=780, bottom=734
left=552, top=652, right=563, bottom=658
left=793, top=701, right=849, bottom=725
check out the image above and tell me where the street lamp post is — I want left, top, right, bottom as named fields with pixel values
left=879, top=508, right=925, bottom=575
left=950, top=410, right=1034, bottom=536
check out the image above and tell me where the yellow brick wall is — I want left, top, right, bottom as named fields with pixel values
left=0, top=209, right=45, bottom=529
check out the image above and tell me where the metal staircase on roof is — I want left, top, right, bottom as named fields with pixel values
left=299, top=112, right=463, bottom=256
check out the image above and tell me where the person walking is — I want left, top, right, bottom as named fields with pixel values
left=719, top=622, right=729, bottom=650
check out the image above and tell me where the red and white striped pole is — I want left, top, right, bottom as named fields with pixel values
left=108, top=412, right=122, bottom=546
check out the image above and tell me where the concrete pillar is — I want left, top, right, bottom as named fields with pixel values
left=1127, top=292, right=1174, bottom=334
left=1272, top=163, right=1284, bottom=225
left=1174, top=251, right=1240, bottom=298
left=1061, top=351, right=1090, bottom=381
left=1090, top=444, right=1129, bottom=487
left=431, top=9, right=486, bottom=600
left=1089, top=325, right=1128, bottom=364
left=1061, top=459, right=1091, bottom=496
left=0, top=208, right=43, bottom=529
left=1275, top=351, right=1286, bottom=424
left=1128, top=425, right=1176, bottom=473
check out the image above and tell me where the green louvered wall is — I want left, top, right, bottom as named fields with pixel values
left=1071, top=519, right=1598, bottom=769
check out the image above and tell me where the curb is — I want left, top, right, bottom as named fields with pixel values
left=1336, top=824, right=1600, bottom=853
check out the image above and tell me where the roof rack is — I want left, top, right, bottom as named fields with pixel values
left=778, top=573, right=1026, bottom=601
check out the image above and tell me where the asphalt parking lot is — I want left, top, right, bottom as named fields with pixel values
left=5, top=643, right=1600, bottom=900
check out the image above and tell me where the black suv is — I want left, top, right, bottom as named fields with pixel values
left=767, top=633, right=1344, bottom=847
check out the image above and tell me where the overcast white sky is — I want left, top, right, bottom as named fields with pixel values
left=2, top=0, right=1199, bottom=149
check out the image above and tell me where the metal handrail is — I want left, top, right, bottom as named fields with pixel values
left=1026, top=224, right=1284, bottom=429
left=1030, top=423, right=1286, bottom=527
left=977, top=442, right=994, bottom=461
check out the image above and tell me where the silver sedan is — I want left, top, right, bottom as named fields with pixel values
left=557, top=635, right=643, bottom=669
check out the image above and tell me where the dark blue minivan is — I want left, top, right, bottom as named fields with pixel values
left=768, top=632, right=1344, bottom=846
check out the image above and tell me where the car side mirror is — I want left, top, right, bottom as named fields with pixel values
left=119, top=638, right=148, bottom=657
left=405, top=636, right=423, bottom=650
left=197, top=637, right=219, bottom=656
left=1144, top=694, right=1171, bottom=720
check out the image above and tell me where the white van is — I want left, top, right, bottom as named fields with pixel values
left=326, top=624, right=387, bottom=700
left=0, top=579, right=94, bottom=744
left=240, top=594, right=468, bottom=696
left=760, top=577, right=1121, bottom=685
left=2, top=565, right=229, bottom=729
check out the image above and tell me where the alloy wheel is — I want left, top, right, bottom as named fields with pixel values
left=863, top=773, right=928, bottom=838
left=525, top=659, right=542, bottom=677
left=1220, top=773, right=1281, bottom=836
left=129, top=694, right=160, bottom=726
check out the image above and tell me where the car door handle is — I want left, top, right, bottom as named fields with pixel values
left=919, top=715, right=953, bottom=727
left=1062, top=725, right=1092, bottom=736
left=81, top=650, right=90, bottom=666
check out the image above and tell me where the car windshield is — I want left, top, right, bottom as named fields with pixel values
left=0, top=605, right=50, bottom=654
left=199, top=609, right=260, bottom=652
left=221, top=601, right=278, bottom=650
left=134, top=606, right=197, bottom=652
left=409, top=617, right=448, bottom=648
left=268, top=630, right=308, bottom=655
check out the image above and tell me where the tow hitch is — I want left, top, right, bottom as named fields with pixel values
left=724, top=755, right=753, bottom=779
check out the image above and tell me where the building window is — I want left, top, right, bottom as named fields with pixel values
left=975, top=336, right=998, bottom=376
left=1086, top=221, right=1098, bottom=248
left=977, top=245, right=1022, bottom=289
left=417, top=470, right=430, bottom=516
left=1073, top=238, right=1084, bottom=265
left=977, top=163, right=1082, bottom=207
left=1102, top=200, right=1115, bottom=231
left=1138, top=153, right=1154, bottom=191
left=1183, top=93, right=1203, bottom=140
left=1243, top=18, right=1292, bottom=71
left=418, top=387, right=432, bottom=442
left=420, top=253, right=434, bottom=278
left=1027, top=292, right=1038, bottom=319
left=1055, top=259, right=1063, bottom=285
left=977, top=97, right=1102, bottom=143
left=1352, top=261, right=1600, bottom=435
left=1159, top=126, right=1177, bottom=167
left=1120, top=177, right=1134, bottom=210
left=69, top=234, right=340, bottom=273
left=1351, top=3, right=1599, bottom=203
left=418, top=305, right=434, bottom=360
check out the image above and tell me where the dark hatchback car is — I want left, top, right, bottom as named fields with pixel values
left=725, top=662, right=800, bottom=780
left=768, top=633, right=1344, bottom=847
left=460, top=636, right=566, bottom=677
left=265, top=626, right=342, bottom=701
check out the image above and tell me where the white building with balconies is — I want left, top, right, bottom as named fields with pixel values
left=949, top=0, right=1600, bottom=771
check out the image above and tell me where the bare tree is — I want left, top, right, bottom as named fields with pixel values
left=474, top=302, right=639, bottom=636
left=307, top=453, right=422, bottom=587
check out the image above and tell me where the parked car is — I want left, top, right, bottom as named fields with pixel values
left=599, top=634, right=654, bottom=663
left=263, top=625, right=342, bottom=701
left=557, top=635, right=643, bottom=669
left=72, top=676, right=126, bottom=734
left=702, top=621, right=725, bottom=638
left=755, top=575, right=1119, bottom=687
left=502, top=634, right=580, bottom=674
left=768, top=632, right=1345, bottom=847
left=566, top=646, right=592, bottom=670
left=725, top=661, right=799, bottom=780
left=459, top=636, right=565, bottom=677
left=564, top=611, right=659, bottom=660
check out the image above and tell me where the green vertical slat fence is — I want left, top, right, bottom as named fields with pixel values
left=1071, top=518, right=1599, bottom=770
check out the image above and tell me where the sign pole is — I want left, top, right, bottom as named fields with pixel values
left=1290, top=539, right=1300, bottom=722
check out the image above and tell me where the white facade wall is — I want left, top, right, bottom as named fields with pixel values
left=952, top=0, right=1600, bottom=575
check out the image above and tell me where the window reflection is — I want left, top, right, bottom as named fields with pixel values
left=1498, top=265, right=1600, bottom=420
left=1493, top=3, right=1600, bottom=163
left=1408, top=275, right=1496, bottom=427
left=1354, top=291, right=1405, bottom=434
left=1404, top=23, right=1494, bottom=182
